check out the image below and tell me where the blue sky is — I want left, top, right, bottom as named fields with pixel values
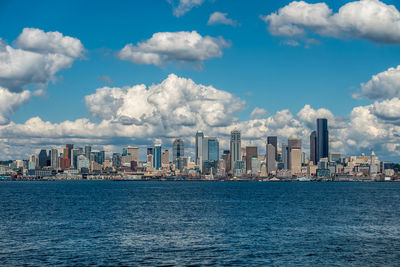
left=1, top=0, right=400, bottom=160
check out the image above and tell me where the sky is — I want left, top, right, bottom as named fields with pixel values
left=1, top=0, right=400, bottom=161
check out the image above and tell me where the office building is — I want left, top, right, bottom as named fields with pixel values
left=310, top=131, right=317, bottom=165
left=230, top=130, right=241, bottom=172
left=65, top=144, right=74, bottom=160
left=126, top=146, right=139, bottom=162
left=162, top=150, right=169, bottom=165
left=50, top=148, right=59, bottom=169
left=173, top=139, right=184, bottom=162
left=267, top=136, right=278, bottom=161
left=317, top=118, right=329, bottom=163
left=153, top=145, right=162, bottom=170
left=288, top=138, right=302, bottom=174
left=266, top=143, right=277, bottom=174
left=195, top=131, right=204, bottom=165
left=246, top=146, right=258, bottom=172
left=38, top=149, right=48, bottom=168
left=282, top=143, right=289, bottom=170
left=84, top=145, right=91, bottom=160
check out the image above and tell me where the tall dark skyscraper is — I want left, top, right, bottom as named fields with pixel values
left=267, top=136, right=278, bottom=161
left=38, top=149, right=48, bottom=168
left=310, top=131, right=317, bottom=165
left=173, top=138, right=184, bottom=162
left=65, top=144, right=73, bottom=160
left=316, top=118, right=329, bottom=163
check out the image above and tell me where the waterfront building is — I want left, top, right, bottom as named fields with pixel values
left=317, top=118, right=329, bottom=163
left=246, top=146, right=258, bottom=172
left=28, top=155, right=38, bottom=170
left=267, top=136, right=278, bottom=161
left=233, top=160, right=245, bottom=176
left=251, top=157, right=261, bottom=176
left=230, top=130, right=241, bottom=173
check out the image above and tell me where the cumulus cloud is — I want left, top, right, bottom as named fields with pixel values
left=360, top=65, right=400, bottom=100
left=117, top=31, right=229, bottom=66
left=0, top=87, right=30, bottom=125
left=0, top=28, right=84, bottom=92
left=168, top=0, right=205, bottom=17
left=208, top=12, right=239, bottom=26
left=261, top=0, right=400, bottom=44
left=85, top=74, right=245, bottom=128
left=250, top=107, right=268, bottom=119
left=2, top=74, right=400, bottom=160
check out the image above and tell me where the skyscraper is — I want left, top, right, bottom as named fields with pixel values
left=65, top=144, right=73, bottom=160
left=173, top=139, right=184, bottom=162
left=84, top=145, right=91, bottom=160
left=267, top=136, right=278, bottom=161
left=288, top=138, right=302, bottom=174
left=282, top=143, right=289, bottom=170
left=126, top=146, right=139, bottom=162
left=316, top=118, right=329, bottom=163
left=266, top=144, right=277, bottom=174
left=230, top=130, right=241, bottom=172
left=246, top=146, right=258, bottom=172
left=207, top=137, right=219, bottom=161
left=310, top=131, right=317, bottom=165
left=38, top=149, right=48, bottom=168
left=153, top=145, right=162, bottom=170
left=195, top=131, right=204, bottom=165
left=162, top=150, right=169, bottom=165
left=50, top=148, right=59, bottom=169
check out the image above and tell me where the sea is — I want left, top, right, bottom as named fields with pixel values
left=0, top=181, right=400, bottom=266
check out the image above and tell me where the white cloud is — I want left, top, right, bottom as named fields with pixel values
left=0, top=87, right=30, bottom=125
left=371, top=97, right=400, bottom=121
left=117, top=31, right=229, bottom=66
left=85, top=74, right=245, bottom=128
left=250, top=107, right=268, bottom=119
left=168, top=0, right=205, bottom=17
left=261, top=0, right=400, bottom=44
left=2, top=74, right=400, bottom=160
left=208, top=12, right=239, bottom=26
left=15, top=28, right=84, bottom=58
left=360, top=65, right=400, bottom=100
left=0, top=28, right=84, bottom=92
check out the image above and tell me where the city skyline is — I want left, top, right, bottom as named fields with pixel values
left=1, top=0, right=400, bottom=161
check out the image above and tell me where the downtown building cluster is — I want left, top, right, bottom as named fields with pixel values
left=0, top=118, right=399, bottom=181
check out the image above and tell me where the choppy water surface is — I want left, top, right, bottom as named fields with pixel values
left=1, top=181, right=400, bottom=266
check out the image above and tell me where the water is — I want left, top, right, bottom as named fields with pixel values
left=0, top=181, right=400, bottom=266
